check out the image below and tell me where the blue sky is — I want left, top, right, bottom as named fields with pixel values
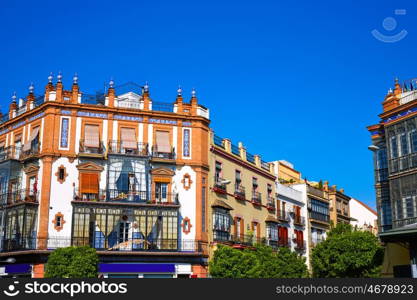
left=1, top=0, right=416, bottom=208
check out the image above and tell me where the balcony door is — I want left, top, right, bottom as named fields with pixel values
left=155, top=182, right=168, bottom=203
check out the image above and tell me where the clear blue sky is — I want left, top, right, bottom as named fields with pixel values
left=1, top=0, right=416, bottom=208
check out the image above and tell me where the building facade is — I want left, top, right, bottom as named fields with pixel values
left=0, top=74, right=211, bottom=278
left=367, top=78, right=417, bottom=278
left=349, top=198, right=378, bottom=235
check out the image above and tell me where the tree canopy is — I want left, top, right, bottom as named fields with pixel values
left=209, top=244, right=308, bottom=278
left=44, top=246, right=99, bottom=278
left=311, top=223, right=383, bottom=278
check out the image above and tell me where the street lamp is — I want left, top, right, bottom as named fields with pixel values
left=0, top=258, right=16, bottom=264
left=368, top=145, right=380, bottom=152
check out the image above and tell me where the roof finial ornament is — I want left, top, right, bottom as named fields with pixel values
left=191, top=88, right=196, bottom=98
left=29, top=82, right=34, bottom=94
left=11, top=92, right=17, bottom=103
left=48, top=72, right=53, bottom=83
left=57, top=71, right=62, bottom=83
left=144, top=81, right=149, bottom=93
left=73, top=73, right=78, bottom=84
left=109, top=77, right=114, bottom=88
left=177, top=85, right=182, bottom=96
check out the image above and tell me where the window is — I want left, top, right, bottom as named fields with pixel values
left=23, top=126, right=40, bottom=152
left=390, top=135, right=398, bottom=158
left=84, top=124, right=100, bottom=148
left=278, top=226, right=288, bottom=246
left=267, top=184, right=272, bottom=197
left=119, top=222, right=130, bottom=243
left=215, top=162, right=222, bottom=182
left=400, top=131, right=409, bottom=156
left=202, top=185, right=206, bottom=232
left=121, top=128, right=137, bottom=151
left=155, top=182, right=168, bottom=203
left=410, top=129, right=417, bottom=153
left=252, top=177, right=258, bottom=191
left=28, top=176, right=36, bottom=196
left=267, top=224, right=278, bottom=241
left=310, top=198, right=329, bottom=222
left=235, top=170, right=241, bottom=186
left=60, top=118, right=69, bottom=148
left=80, top=173, right=99, bottom=200
left=59, top=168, right=65, bottom=181
left=183, top=128, right=191, bottom=158
left=213, top=208, right=230, bottom=241
left=155, top=131, right=170, bottom=153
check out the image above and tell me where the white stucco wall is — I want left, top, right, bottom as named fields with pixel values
left=349, top=198, right=377, bottom=229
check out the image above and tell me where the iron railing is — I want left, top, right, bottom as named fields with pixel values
left=0, top=189, right=38, bottom=206
left=1, top=236, right=207, bottom=253
left=151, top=101, right=175, bottom=113
left=151, top=146, right=175, bottom=160
left=20, top=143, right=40, bottom=160
left=79, top=139, right=105, bottom=155
left=277, top=210, right=290, bottom=222
left=294, top=240, right=306, bottom=250
left=309, top=211, right=330, bottom=223
left=266, top=196, right=276, bottom=210
left=231, top=144, right=240, bottom=156
left=393, top=216, right=417, bottom=228
left=213, top=177, right=227, bottom=193
left=246, top=152, right=255, bottom=164
left=293, top=215, right=306, bottom=226
left=108, top=140, right=149, bottom=156
left=0, top=146, right=21, bottom=161
left=213, top=135, right=224, bottom=148
left=251, top=191, right=262, bottom=205
left=234, top=184, right=245, bottom=199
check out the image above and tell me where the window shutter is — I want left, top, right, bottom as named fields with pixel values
left=121, top=128, right=137, bottom=149
left=84, top=125, right=100, bottom=148
left=23, top=127, right=40, bottom=151
left=155, top=131, right=170, bottom=153
left=80, top=173, right=99, bottom=194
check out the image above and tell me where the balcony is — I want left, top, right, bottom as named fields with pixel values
left=392, top=216, right=417, bottom=228
left=307, top=185, right=328, bottom=200
left=294, top=240, right=306, bottom=250
left=1, top=189, right=38, bottom=206
left=293, top=215, right=306, bottom=226
left=266, top=196, right=276, bottom=211
left=0, top=146, right=21, bottom=162
left=213, top=177, right=227, bottom=194
left=150, top=146, right=176, bottom=162
left=108, top=140, right=149, bottom=156
left=1, top=236, right=37, bottom=252
left=79, top=139, right=105, bottom=157
left=74, top=189, right=179, bottom=205
left=310, top=211, right=330, bottom=223
left=234, top=184, right=245, bottom=200
left=1, top=237, right=207, bottom=253
left=229, top=234, right=265, bottom=247
left=20, top=143, right=40, bottom=160
left=277, top=210, right=290, bottom=222
left=251, top=191, right=262, bottom=206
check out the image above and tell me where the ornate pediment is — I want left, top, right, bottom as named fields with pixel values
left=76, top=161, right=104, bottom=172
left=150, top=167, right=175, bottom=177
left=23, top=164, right=40, bottom=174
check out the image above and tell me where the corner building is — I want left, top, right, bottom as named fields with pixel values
left=367, top=78, right=417, bottom=278
left=0, top=75, right=210, bottom=278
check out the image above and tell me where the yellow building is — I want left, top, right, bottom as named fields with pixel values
left=327, top=184, right=351, bottom=226
left=208, top=133, right=286, bottom=254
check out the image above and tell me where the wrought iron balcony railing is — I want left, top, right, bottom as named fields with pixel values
left=266, top=196, right=276, bottom=210
left=294, top=240, right=306, bottom=250
left=310, top=211, right=330, bottom=223
left=151, top=146, right=175, bottom=160
left=251, top=191, right=262, bottom=205
left=0, top=189, right=38, bottom=206
left=108, top=140, right=149, bottom=156
left=0, top=146, right=22, bottom=162
left=277, top=210, right=290, bottom=222
left=20, top=143, right=40, bottom=160
left=79, top=139, right=105, bottom=155
left=293, top=215, right=306, bottom=226
left=1, top=236, right=207, bottom=253
left=234, top=184, right=245, bottom=199
left=74, top=189, right=179, bottom=205
left=213, top=177, right=227, bottom=193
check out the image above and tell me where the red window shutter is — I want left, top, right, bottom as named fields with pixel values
left=80, top=173, right=99, bottom=194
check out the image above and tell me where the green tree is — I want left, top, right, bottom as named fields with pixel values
left=311, top=223, right=383, bottom=278
left=209, top=244, right=308, bottom=278
left=44, top=246, right=99, bottom=278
